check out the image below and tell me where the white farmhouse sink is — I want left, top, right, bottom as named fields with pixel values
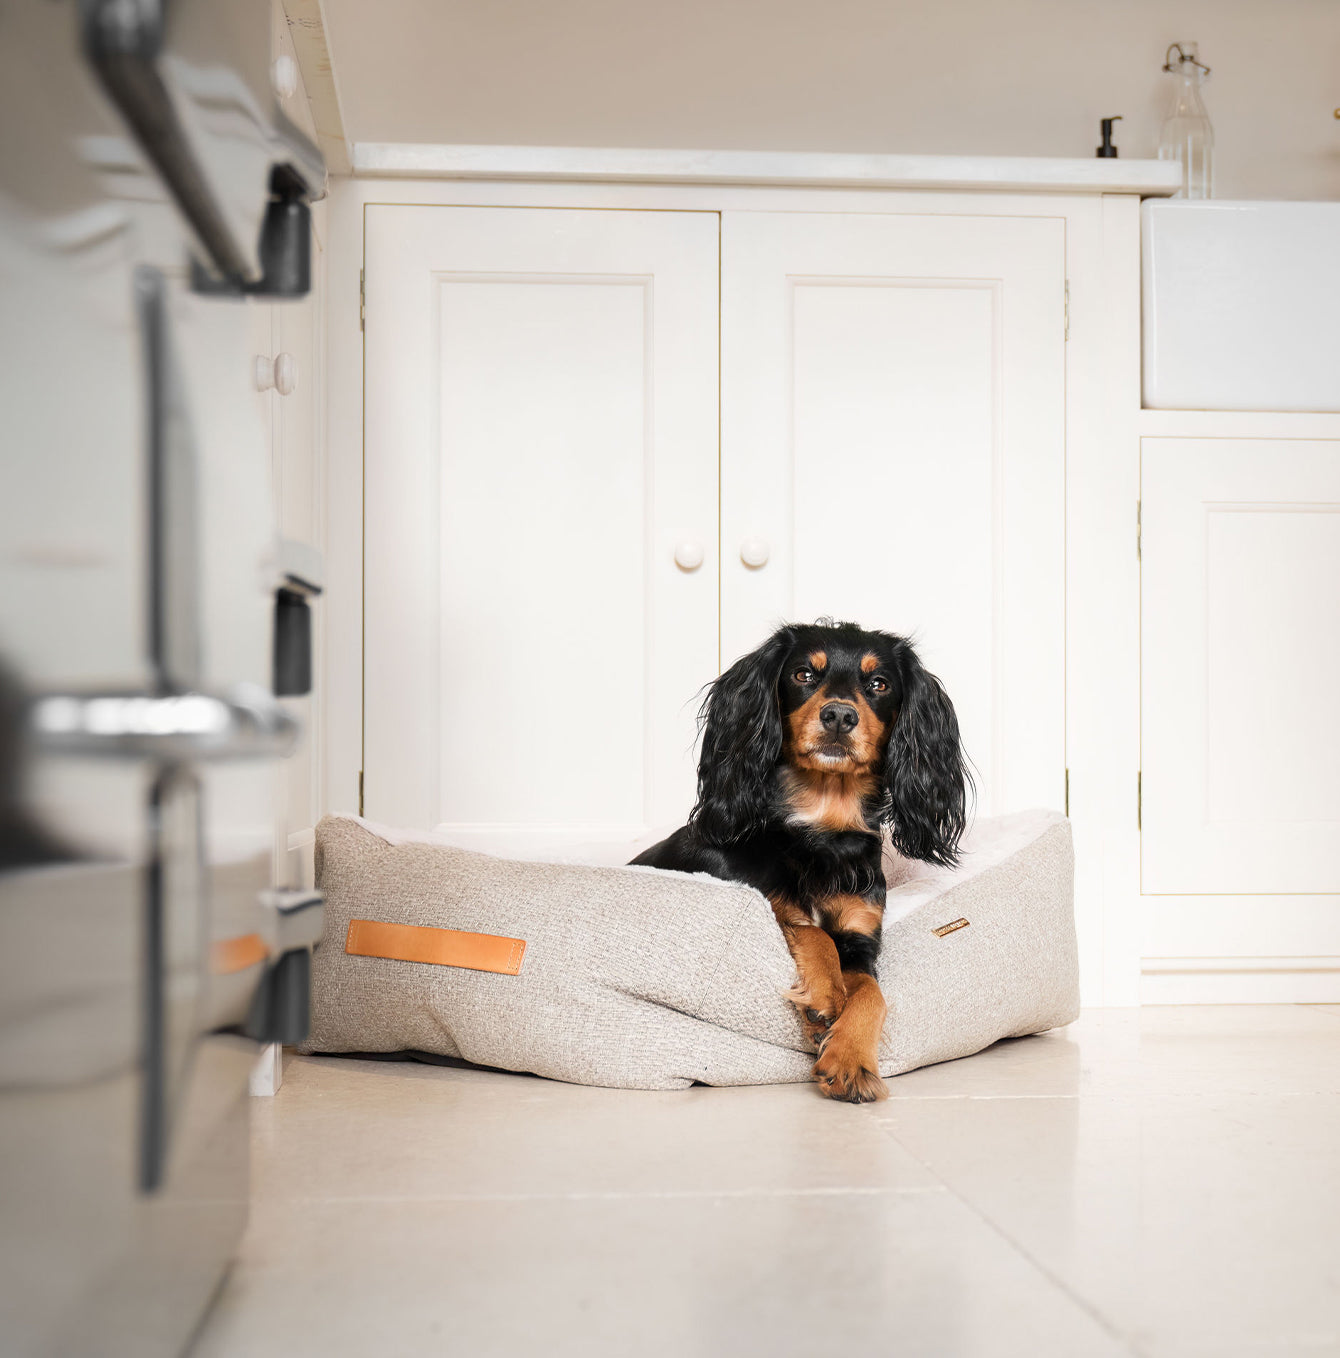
left=1142, top=200, right=1340, bottom=411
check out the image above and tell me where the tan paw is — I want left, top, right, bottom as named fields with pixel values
left=799, top=1005, right=835, bottom=1050
left=812, top=1037, right=889, bottom=1104
left=786, top=977, right=846, bottom=1049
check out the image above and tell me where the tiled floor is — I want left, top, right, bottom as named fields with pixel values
left=192, top=1006, right=1340, bottom=1358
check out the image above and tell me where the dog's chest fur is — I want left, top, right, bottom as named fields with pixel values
left=778, top=766, right=880, bottom=834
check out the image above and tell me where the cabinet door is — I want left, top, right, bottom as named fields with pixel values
left=1142, top=437, right=1340, bottom=895
left=363, top=206, right=719, bottom=849
left=721, top=211, right=1066, bottom=815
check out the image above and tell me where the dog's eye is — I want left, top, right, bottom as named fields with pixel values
left=867, top=676, right=889, bottom=693
left=793, top=667, right=814, bottom=684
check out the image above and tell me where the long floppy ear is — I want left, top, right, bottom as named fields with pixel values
left=883, top=649, right=970, bottom=866
left=689, top=627, right=793, bottom=845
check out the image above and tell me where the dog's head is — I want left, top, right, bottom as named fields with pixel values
left=690, top=621, right=969, bottom=864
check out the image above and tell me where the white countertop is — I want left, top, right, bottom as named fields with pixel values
left=353, top=142, right=1183, bottom=195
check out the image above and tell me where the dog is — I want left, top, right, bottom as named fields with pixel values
left=632, top=620, right=969, bottom=1103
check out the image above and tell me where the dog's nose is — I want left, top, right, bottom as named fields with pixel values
left=819, top=702, right=859, bottom=735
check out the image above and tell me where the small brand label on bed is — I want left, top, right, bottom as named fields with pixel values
left=932, top=918, right=970, bottom=938
left=345, top=919, right=526, bottom=974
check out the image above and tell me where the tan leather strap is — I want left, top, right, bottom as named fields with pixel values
left=345, top=918, right=526, bottom=975
left=211, top=932, right=268, bottom=975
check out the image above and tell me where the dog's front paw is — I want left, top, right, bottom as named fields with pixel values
left=786, top=980, right=844, bottom=1050
left=812, top=1031, right=888, bottom=1104
left=801, top=1006, right=834, bottom=1050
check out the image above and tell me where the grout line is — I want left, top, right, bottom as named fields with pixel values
left=868, top=1118, right=1146, bottom=1357
left=883, top=1092, right=1081, bottom=1101
left=254, top=1184, right=949, bottom=1206
left=879, top=1089, right=1332, bottom=1103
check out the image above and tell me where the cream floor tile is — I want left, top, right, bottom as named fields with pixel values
left=883, top=1004, right=1340, bottom=1100
left=875, top=1092, right=1340, bottom=1358
left=193, top=1008, right=1340, bottom=1357
left=191, top=1189, right=1133, bottom=1358
left=253, top=1054, right=940, bottom=1201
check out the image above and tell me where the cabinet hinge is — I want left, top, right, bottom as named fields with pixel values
left=359, top=268, right=365, bottom=332
left=1137, top=771, right=1142, bottom=830
left=358, top=769, right=364, bottom=816
left=1136, top=500, right=1142, bottom=560
left=1063, top=279, right=1070, bottom=341
left=1064, top=767, right=1070, bottom=817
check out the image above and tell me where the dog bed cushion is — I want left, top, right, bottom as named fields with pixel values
left=300, top=810, right=1078, bottom=1089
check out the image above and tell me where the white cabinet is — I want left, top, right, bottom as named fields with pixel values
left=1140, top=428, right=1340, bottom=998
left=329, top=173, right=1340, bottom=1000
left=362, top=206, right=720, bottom=848
left=1142, top=437, right=1340, bottom=895
left=721, top=211, right=1066, bottom=815
left=361, top=203, right=1067, bottom=844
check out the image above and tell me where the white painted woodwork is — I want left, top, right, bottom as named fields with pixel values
left=249, top=1042, right=284, bottom=1095
left=353, top=143, right=1182, bottom=196
left=1141, top=957, right=1340, bottom=1004
left=321, top=175, right=1142, bottom=1004
left=329, top=175, right=1340, bottom=1001
left=1142, top=892, right=1340, bottom=1003
left=280, top=0, right=353, bottom=176
left=1141, top=436, right=1340, bottom=896
left=721, top=211, right=1067, bottom=817
left=362, top=206, right=719, bottom=844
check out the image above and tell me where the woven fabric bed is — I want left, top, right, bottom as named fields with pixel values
left=300, top=809, right=1078, bottom=1090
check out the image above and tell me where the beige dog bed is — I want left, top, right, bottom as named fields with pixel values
left=300, top=810, right=1077, bottom=1089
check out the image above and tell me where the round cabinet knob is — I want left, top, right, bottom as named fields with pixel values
left=673, top=541, right=704, bottom=572
left=740, top=538, right=770, bottom=569
left=254, top=355, right=274, bottom=392
left=273, top=352, right=298, bottom=396
left=272, top=54, right=298, bottom=100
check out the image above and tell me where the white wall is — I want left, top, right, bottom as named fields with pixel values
left=322, top=0, right=1340, bottom=200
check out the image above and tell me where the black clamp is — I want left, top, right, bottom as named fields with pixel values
left=245, top=887, right=325, bottom=1045
left=274, top=541, right=324, bottom=698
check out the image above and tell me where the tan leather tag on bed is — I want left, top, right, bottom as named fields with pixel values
left=210, top=932, right=268, bottom=975
left=345, top=919, right=526, bottom=974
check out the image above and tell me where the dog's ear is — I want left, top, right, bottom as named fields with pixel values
left=689, top=627, right=793, bottom=844
left=883, top=647, right=970, bottom=865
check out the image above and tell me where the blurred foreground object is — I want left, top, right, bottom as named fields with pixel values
left=0, top=1, right=323, bottom=1352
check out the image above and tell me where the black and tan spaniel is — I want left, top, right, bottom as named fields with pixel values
left=633, top=620, right=969, bottom=1103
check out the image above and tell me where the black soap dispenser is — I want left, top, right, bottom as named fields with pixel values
left=1096, top=116, right=1122, bottom=157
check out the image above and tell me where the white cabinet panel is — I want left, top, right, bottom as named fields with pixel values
left=432, top=278, right=646, bottom=827
left=1141, top=437, right=1340, bottom=895
left=363, top=206, right=718, bottom=842
left=721, top=211, right=1066, bottom=815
